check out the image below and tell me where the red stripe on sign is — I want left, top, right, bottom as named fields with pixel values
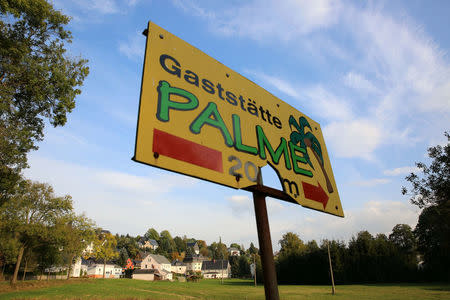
left=153, top=129, right=223, bottom=173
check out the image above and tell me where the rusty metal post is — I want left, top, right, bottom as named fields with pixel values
left=253, top=169, right=279, bottom=300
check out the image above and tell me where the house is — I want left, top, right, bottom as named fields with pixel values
left=171, top=260, right=187, bottom=275
left=140, top=253, right=172, bottom=280
left=132, top=269, right=160, bottom=281
left=228, top=247, right=240, bottom=256
left=201, top=260, right=230, bottom=279
left=83, top=260, right=122, bottom=278
left=138, top=238, right=159, bottom=250
left=187, top=241, right=200, bottom=255
left=183, top=255, right=208, bottom=272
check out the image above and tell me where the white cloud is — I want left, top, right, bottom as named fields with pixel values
left=343, top=71, right=377, bottom=93
left=73, top=0, right=119, bottom=14
left=384, top=166, right=420, bottom=176
left=302, top=85, right=353, bottom=121
left=118, top=32, right=145, bottom=61
left=246, top=70, right=300, bottom=99
left=173, top=0, right=341, bottom=41
left=323, top=119, right=383, bottom=160
left=349, top=178, right=390, bottom=187
left=227, top=195, right=284, bottom=217
left=283, top=200, right=419, bottom=243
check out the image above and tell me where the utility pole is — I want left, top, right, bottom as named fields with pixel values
left=254, top=253, right=257, bottom=287
left=220, top=236, right=224, bottom=284
left=327, top=241, right=336, bottom=295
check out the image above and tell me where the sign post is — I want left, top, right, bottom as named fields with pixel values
left=134, top=22, right=344, bottom=299
left=253, top=169, right=279, bottom=300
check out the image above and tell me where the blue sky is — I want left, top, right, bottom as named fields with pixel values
left=25, top=0, right=450, bottom=250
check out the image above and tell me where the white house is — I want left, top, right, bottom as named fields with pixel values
left=201, top=260, right=230, bottom=279
left=171, top=260, right=187, bottom=275
left=84, top=261, right=122, bottom=278
left=183, top=255, right=208, bottom=272
left=228, top=247, right=240, bottom=256
left=140, top=254, right=172, bottom=280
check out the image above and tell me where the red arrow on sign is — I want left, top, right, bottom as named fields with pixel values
left=302, top=181, right=329, bottom=210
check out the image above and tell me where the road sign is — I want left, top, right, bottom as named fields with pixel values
left=134, top=22, right=343, bottom=217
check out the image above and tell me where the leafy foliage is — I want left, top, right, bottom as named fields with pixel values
left=402, top=132, right=450, bottom=281
left=0, top=0, right=89, bottom=200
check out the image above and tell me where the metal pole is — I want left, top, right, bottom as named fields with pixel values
left=327, top=241, right=336, bottom=295
left=253, top=169, right=279, bottom=300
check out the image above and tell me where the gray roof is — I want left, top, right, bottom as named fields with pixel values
left=133, top=269, right=158, bottom=275
left=147, top=254, right=170, bottom=264
left=201, top=260, right=228, bottom=271
left=149, top=239, right=159, bottom=246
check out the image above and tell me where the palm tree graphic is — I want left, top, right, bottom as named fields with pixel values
left=289, top=115, right=334, bottom=193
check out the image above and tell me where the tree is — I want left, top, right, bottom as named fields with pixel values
left=389, top=224, right=415, bottom=253
left=117, top=248, right=129, bottom=268
left=57, top=214, right=95, bottom=279
left=0, top=0, right=89, bottom=201
left=158, top=230, right=176, bottom=254
left=279, top=232, right=305, bottom=257
left=0, top=179, right=72, bottom=285
left=403, top=132, right=450, bottom=281
left=144, top=228, right=160, bottom=241
left=93, top=231, right=118, bottom=279
left=173, top=236, right=186, bottom=253
left=247, top=242, right=258, bottom=255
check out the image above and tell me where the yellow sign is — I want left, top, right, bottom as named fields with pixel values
left=134, top=22, right=343, bottom=217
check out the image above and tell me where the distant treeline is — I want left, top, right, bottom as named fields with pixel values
left=273, top=226, right=421, bottom=285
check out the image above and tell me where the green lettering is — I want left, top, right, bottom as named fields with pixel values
left=256, top=125, right=291, bottom=170
left=289, top=141, right=313, bottom=177
left=156, top=80, right=199, bottom=122
left=190, top=102, right=233, bottom=147
left=233, top=114, right=257, bottom=155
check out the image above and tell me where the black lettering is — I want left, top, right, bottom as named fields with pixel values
left=273, top=116, right=282, bottom=129
left=201, top=79, right=215, bottom=94
left=247, top=101, right=258, bottom=116
left=266, top=109, right=273, bottom=125
left=226, top=91, right=238, bottom=106
left=283, top=178, right=299, bottom=196
left=159, top=54, right=181, bottom=77
left=259, top=106, right=266, bottom=121
left=217, top=83, right=225, bottom=100
left=238, top=95, right=246, bottom=112
left=184, top=70, right=199, bottom=87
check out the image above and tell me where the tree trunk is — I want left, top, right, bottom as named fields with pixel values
left=10, top=245, right=25, bottom=285
left=47, top=270, right=50, bottom=281
left=22, top=257, right=28, bottom=281
left=67, top=255, right=75, bottom=280
left=103, top=259, right=106, bottom=278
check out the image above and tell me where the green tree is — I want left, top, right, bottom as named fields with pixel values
left=57, top=214, right=95, bottom=279
left=0, top=0, right=89, bottom=202
left=116, top=235, right=139, bottom=259
left=117, top=247, right=129, bottom=268
left=158, top=230, right=176, bottom=254
left=389, top=224, right=415, bottom=253
left=144, top=228, right=160, bottom=241
left=247, top=242, right=258, bottom=255
left=279, top=232, right=305, bottom=257
left=0, top=179, right=72, bottom=285
left=403, top=132, right=450, bottom=281
left=93, top=231, right=118, bottom=279
left=173, top=236, right=186, bottom=253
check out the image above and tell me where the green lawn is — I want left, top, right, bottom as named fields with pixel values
left=0, top=279, right=449, bottom=299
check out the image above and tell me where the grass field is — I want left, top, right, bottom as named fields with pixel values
left=0, top=278, right=449, bottom=299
